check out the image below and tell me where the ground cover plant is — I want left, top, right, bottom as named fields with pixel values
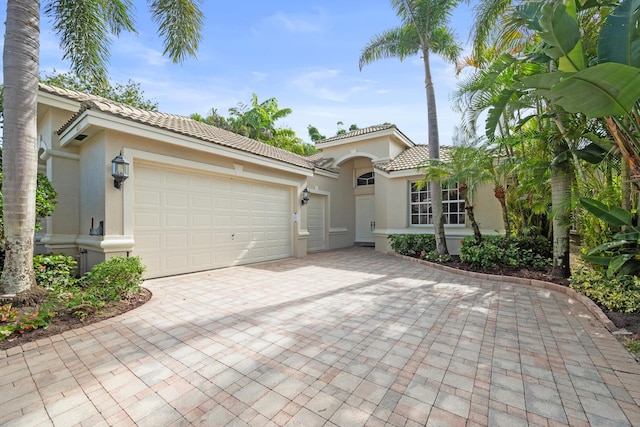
left=0, top=255, right=148, bottom=349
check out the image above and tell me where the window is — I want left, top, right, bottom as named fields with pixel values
left=410, top=182, right=465, bottom=225
left=357, top=172, right=375, bottom=186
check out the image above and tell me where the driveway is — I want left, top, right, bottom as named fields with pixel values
left=1, top=248, right=639, bottom=426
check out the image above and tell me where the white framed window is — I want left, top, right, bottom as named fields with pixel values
left=357, top=172, right=375, bottom=186
left=410, top=182, right=465, bottom=225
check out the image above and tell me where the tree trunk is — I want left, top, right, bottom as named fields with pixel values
left=551, top=159, right=571, bottom=279
left=1, top=0, right=40, bottom=294
left=494, top=185, right=511, bottom=239
left=423, top=48, right=448, bottom=255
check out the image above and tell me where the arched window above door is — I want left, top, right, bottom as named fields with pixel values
left=357, top=172, right=375, bottom=186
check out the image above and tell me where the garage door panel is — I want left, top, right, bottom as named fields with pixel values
left=166, top=254, right=188, bottom=270
left=135, top=212, right=161, bottom=227
left=192, top=195, right=213, bottom=209
left=191, top=233, right=212, bottom=247
left=192, top=214, right=211, bottom=227
left=135, top=190, right=161, bottom=206
left=133, top=163, right=292, bottom=278
left=165, top=232, right=189, bottom=248
left=165, top=214, right=188, bottom=227
left=166, top=192, right=188, bottom=207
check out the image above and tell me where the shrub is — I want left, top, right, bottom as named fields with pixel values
left=570, top=268, right=640, bottom=313
left=34, top=254, right=78, bottom=290
left=81, top=256, right=146, bottom=304
left=420, top=251, right=452, bottom=263
left=388, top=234, right=436, bottom=256
left=459, top=235, right=552, bottom=271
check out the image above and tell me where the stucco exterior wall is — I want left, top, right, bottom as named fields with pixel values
left=307, top=159, right=362, bottom=250
left=374, top=174, right=505, bottom=255
left=318, top=134, right=409, bottom=165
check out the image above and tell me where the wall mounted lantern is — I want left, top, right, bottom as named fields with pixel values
left=111, top=152, right=130, bottom=189
left=301, top=188, right=310, bottom=205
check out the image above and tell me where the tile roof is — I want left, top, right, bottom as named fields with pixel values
left=378, top=145, right=452, bottom=172
left=315, top=124, right=398, bottom=144
left=40, top=84, right=314, bottom=170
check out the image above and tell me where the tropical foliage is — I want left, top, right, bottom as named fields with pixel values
left=192, top=94, right=317, bottom=155
left=41, top=71, right=160, bottom=111
left=443, top=0, right=640, bottom=282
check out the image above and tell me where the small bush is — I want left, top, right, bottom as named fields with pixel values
left=388, top=234, right=436, bottom=256
left=34, top=254, right=78, bottom=290
left=570, top=268, right=640, bottom=313
left=420, top=251, right=452, bottom=263
left=81, top=256, right=146, bottom=303
left=459, top=235, right=552, bottom=271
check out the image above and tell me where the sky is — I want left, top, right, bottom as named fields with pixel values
left=2, top=1, right=476, bottom=145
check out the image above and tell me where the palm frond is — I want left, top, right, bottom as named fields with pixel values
left=149, top=0, right=204, bottom=63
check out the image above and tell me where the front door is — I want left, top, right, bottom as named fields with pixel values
left=355, top=195, right=375, bottom=243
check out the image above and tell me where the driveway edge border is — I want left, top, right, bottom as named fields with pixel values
left=390, top=252, right=617, bottom=332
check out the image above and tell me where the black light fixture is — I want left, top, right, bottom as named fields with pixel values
left=111, top=151, right=130, bottom=189
left=301, top=188, right=310, bottom=205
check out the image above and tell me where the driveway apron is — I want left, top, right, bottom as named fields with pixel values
left=1, top=247, right=639, bottom=426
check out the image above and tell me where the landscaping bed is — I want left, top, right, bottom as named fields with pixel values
left=0, top=288, right=151, bottom=351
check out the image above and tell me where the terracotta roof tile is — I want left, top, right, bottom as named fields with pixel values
left=41, top=84, right=314, bottom=170
left=315, top=124, right=398, bottom=144
left=378, top=145, right=452, bottom=172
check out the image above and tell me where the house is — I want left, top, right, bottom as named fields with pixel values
left=36, top=84, right=504, bottom=279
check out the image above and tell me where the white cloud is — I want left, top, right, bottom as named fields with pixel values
left=290, top=68, right=372, bottom=103
left=266, top=11, right=322, bottom=33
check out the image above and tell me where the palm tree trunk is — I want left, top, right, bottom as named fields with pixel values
left=465, top=203, right=482, bottom=243
left=423, top=48, right=448, bottom=255
left=494, top=185, right=511, bottom=239
left=551, top=159, right=571, bottom=279
left=1, top=0, right=40, bottom=294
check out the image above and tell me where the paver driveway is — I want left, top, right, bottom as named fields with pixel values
left=1, top=247, right=640, bottom=426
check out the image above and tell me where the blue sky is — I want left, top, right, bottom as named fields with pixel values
left=3, top=1, right=475, bottom=145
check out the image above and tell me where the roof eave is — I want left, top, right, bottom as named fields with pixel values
left=58, top=109, right=314, bottom=177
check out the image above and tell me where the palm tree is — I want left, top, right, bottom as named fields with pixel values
left=2, top=0, right=203, bottom=295
left=418, top=140, right=494, bottom=243
left=359, top=0, right=462, bottom=255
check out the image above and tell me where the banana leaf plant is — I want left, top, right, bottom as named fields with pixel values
left=518, top=0, right=640, bottom=183
left=580, top=198, right=640, bottom=277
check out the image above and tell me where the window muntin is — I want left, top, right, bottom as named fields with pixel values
left=357, top=172, right=375, bottom=186
left=409, top=182, right=465, bottom=225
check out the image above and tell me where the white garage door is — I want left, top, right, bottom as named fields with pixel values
left=307, top=194, right=326, bottom=251
left=133, top=162, right=292, bottom=278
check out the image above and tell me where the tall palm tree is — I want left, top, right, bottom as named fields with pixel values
left=359, top=0, right=461, bottom=255
left=2, top=0, right=203, bottom=295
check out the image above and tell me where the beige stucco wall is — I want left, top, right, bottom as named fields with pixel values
left=317, top=133, right=410, bottom=166
left=307, top=159, right=359, bottom=250
left=374, top=173, right=505, bottom=255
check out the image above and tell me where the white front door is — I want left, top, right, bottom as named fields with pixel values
left=355, top=195, right=375, bottom=243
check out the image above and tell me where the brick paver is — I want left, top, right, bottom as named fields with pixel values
left=1, top=248, right=639, bottom=426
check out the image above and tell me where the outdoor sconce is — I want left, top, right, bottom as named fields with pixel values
left=301, top=188, right=310, bottom=205
left=111, top=151, right=130, bottom=189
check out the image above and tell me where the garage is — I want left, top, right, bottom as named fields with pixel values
left=307, top=194, right=326, bottom=251
left=132, top=162, right=293, bottom=278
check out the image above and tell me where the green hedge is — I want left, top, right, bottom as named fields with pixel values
left=388, top=234, right=436, bottom=257
left=459, top=235, right=552, bottom=271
